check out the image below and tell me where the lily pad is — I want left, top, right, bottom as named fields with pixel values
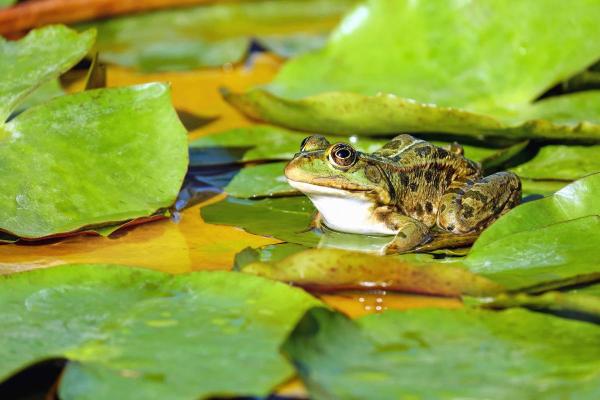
left=520, top=179, right=570, bottom=197
left=225, top=89, right=600, bottom=142
left=0, top=264, right=321, bottom=399
left=466, top=216, right=600, bottom=291
left=510, top=145, right=600, bottom=180
left=472, top=173, right=600, bottom=250
left=284, top=308, right=600, bottom=400
left=1, top=25, right=95, bottom=121
left=201, top=196, right=318, bottom=247
left=84, top=0, right=356, bottom=72
left=0, top=83, right=188, bottom=238
left=225, top=162, right=295, bottom=198
left=226, top=0, right=600, bottom=141
left=241, top=248, right=503, bottom=297
left=12, top=79, right=65, bottom=117
left=267, top=0, right=600, bottom=106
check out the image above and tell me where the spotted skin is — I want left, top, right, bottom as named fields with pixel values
left=285, top=134, right=522, bottom=253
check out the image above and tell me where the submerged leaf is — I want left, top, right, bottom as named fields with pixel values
left=241, top=248, right=503, bottom=297
left=0, top=264, right=320, bottom=399
left=84, top=0, right=356, bottom=72
left=0, top=83, right=188, bottom=238
left=284, top=308, right=600, bottom=400
left=201, top=196, right=318, bottom=247
left=0, top=25, right=95, bottom=120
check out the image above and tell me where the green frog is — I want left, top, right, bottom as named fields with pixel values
left=285, top=134, right=521, bottom=253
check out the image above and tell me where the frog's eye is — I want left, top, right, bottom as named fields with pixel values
left=329, top=143, right=357, bottom=169
left=301, top=135, right=331, bottom=152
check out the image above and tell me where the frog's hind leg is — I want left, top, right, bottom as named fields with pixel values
left=378, top=210, right=431, bottom=254
left=437, top=172, right=521, bottom=234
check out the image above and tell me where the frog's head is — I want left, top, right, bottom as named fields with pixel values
left=285, top=135, right=391, bottom=203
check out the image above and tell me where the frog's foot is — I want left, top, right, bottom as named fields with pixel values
left=380, top=212, right=431, bottom=254
left=309, top=211, right=323, bottom=230
left=299, top=211, right=323, bottom=233
left=437, top=172, right=521, bottom=234
left=414, top=231, right=480, bottom=252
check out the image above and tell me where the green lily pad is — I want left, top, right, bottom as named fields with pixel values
left=225, top=89, right=600, bottom=142
left=202, top=196, right=319, bottom=247
left=466, top=216, right=600, bottom=291
left=472, top=173, right=600, bottom=250
left=0, top=0, right=15, bottom=8
left=0, top=264, right=321, bottom=399
left=1, top=25, right=95, bottom=121
left=12, top=79, right=65, bottom=117
left=520, top=179, right=570, bottom=197
left=0, top=83, right=188, bottom=238
left=84, top=0, right=356, bottom=72
left=241, top=248, right=503, bottom=297
left=225, top=162, right=295, bottom=198
left=510, top=145, right=600, bottom=180
left=284, top=307, right=600, bottom=400
left=267, top=0, right=600, bottom=106
left=226, top=0, right=600, bottom=141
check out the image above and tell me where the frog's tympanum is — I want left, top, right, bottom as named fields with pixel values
left=285, top=134, right=521, bottom=253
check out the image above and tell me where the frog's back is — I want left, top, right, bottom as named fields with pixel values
left=370, top=135, right=481, bottom=226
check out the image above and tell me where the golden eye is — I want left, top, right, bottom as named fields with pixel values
left=329, top=143, right=357, bottom=168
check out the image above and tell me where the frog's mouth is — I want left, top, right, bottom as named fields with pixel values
left=287, top=179, right=371, bottom=196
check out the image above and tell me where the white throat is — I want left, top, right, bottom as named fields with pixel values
left=288, top=180, right=396, bottom=235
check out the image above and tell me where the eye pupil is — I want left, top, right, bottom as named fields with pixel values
left=336, top=149, right=350, bottom=158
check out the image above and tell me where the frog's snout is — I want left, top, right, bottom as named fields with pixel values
left=283, top=157, right=299, bottom=180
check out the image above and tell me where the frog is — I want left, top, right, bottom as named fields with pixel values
left=284, top=134, right=521, bottom=254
